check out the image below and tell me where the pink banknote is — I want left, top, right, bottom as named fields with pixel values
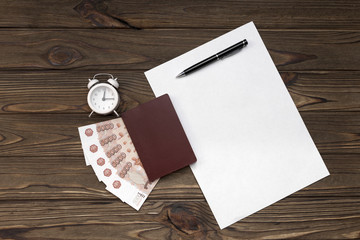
left=78, top=118, right=159, bottom=210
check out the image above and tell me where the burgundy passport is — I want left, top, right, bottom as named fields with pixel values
left=122, top=94, right=197, bottom=182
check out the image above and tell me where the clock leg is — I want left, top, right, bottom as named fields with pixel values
left=88, top=111, right=94, bottom=118
left=113, top=110, right=119, bottom=117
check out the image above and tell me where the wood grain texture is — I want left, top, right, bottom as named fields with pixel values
left=0, top=0, right=359, bottom=30
left=0, top=112, right=359, bottom=157
left=0, top=198, right=359, bottom=240
left=0, top=71, right=155, bottom=114
left=0, top=29, right=359, bottom=71
left=0, top=0, right=359, bottom=239
left=0, top=154, right=358, bottom=201
left=0, top=71, right=359, bottom=115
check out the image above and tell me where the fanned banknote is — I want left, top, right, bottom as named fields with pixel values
left=78, top=118, right=159, bottom=210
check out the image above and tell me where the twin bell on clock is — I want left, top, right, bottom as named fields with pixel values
left=87, top=73, right=121, bottom=117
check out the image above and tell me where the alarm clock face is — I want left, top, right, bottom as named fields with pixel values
left=87, top=83, right=120, bottom=115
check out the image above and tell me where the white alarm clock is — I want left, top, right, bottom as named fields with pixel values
left=87, top=73, right=120, bottom=117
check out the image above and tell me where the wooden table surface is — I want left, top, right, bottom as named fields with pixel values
left=0, top=1, right=359, bottom=239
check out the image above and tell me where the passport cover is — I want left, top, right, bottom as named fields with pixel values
left=122, top=94, right=197, bottom=182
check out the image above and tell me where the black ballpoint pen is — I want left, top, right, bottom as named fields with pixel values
left=176, top=39, right=248, bottom=78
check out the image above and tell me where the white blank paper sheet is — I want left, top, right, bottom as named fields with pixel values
left=145, top=22, right=329, bottom=229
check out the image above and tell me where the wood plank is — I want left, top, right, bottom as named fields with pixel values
left=1, top=110, right=359, bottom=157
left=0, top=29, right=358, bottom=71
left=0, top=71, right=359, bottom=114
left=285, top=71, right=360, bottom=112
left=0, top=157, right=200, bottom=200
left=0, top=0, right=359, bottom=30
left=0, top=198, right=359, bottom=239
left=0, top=71, right=155, bottom=114
left=0, top=154, right=358, bottom=201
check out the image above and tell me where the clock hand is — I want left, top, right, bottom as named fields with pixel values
left=102, top=90, right=106, bottom=101
left=104, top=98, right=115, bottom=100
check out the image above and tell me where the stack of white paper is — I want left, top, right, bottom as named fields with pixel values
left=145, top=22, right=329, bottom=229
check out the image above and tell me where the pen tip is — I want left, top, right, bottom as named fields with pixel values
left=176, top=72, right=185, bottom=78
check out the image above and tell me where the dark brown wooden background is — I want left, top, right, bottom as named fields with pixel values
left=0, top=0, right=359, bottom=239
